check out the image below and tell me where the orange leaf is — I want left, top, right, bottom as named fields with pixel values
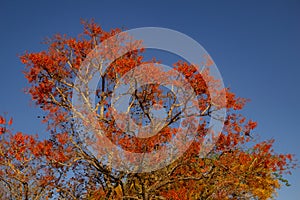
left=8, top=117, right=13, bottom=125
left=0, top=116, right=5, bottom=124
left=0, top=127, right=5, bottom=135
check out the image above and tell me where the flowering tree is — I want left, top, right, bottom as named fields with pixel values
left=0, top=20, right=296, bottom=200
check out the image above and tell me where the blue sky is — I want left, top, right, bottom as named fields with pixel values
left=0, top=0, right=299, bottom=199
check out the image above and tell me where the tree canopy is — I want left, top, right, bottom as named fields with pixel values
left=0, top=20, right=296, bottom=200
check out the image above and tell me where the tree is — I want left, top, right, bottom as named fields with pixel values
left=0, top=20, right=295, bottom=199
left=0, top=116, right=75, bottom=199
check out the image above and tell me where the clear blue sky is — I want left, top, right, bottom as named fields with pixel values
left=0, top=0, right=299, bottom=199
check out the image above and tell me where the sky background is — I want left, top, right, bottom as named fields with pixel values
left=0, top=0, right=299, bottom=199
